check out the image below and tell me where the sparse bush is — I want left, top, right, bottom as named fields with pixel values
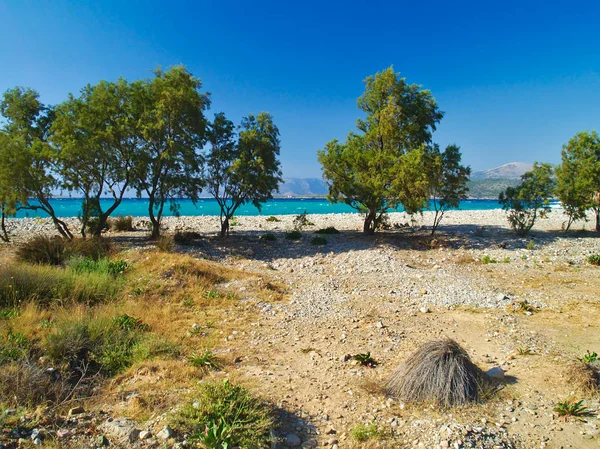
left=265, top=216, right=280, bottom=222
left=386, top=339, right=485, bottom=407
left=311, top=236, right=327, bottom=245
left=157, top=235, right=175, bottom=252
left=285, top=230, right=302, bottom=240
left=293, top=210, right=313, bottom=231
left=113, top=314, right=150, bottom=332
left=315, top=226, right=340, bottom=235
left=0, top=360, right=68, bottom=408
left=0, top=330, right=31, bottom=365
left=566, top=361, right=600, bottom=395
left=173, top=379, right=273, bottom=449
left=174, top=231, right=203, bottom=245
left=260, top=233, right=277, bottom=241
left=587, top=254, right=600, bottom=266
left=16, top=235, right=66, bottom=265
left=554, top=399, right=589, bottom=420
left=110, top=215, right=134, bottom=232
left=351, top=421, right=382, bottom=441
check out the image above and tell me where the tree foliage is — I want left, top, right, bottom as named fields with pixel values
left=499, top=162, right=555, bottom=236
left=428, top=144, right=471, bottom=235
left=133, top=66, right=210, bottom=239
left=0, top=88, right=72, bottom=238
left=555, top=131, right=600, bottom=232
left=206, top=112, right=282, bottom=237
left=318, top=67, right=443, bottom=234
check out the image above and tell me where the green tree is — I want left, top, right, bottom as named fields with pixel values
left=318, top=67, right=443, bottom=234
left=134, top=66, right=210, bottom=239
left=499, top=162, right=555, bottom=236
left=52, top=78, right=143, bottom=237
left=555, top=131, right=600, bottom=232
left=206, top=112, right=282, bottom=237
left=428, top=144, right=471, bottom=235
left=0, top=133, right=28, bottom=241
left=0, top=87, right=73, bottom=238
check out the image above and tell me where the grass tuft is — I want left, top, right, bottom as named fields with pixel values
left=110, top=215, right=134, bottom=232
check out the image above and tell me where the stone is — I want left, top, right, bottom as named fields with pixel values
left=376, top=321, right=385, bottom=328
left=56, top=429, right=70, bottom=439
left=157, top=426, right=174, bottom=440
left=139, top=430, right=152, bottom=440
left=68, top=406, right=85, bottom=416
left=486, top=366, right=505, bottom=380
left=284, top=433, right=302, bottom=447
left=419, top=306, right=430, bottom=314
left=101, top=417, right=140, bottom=443
left=496, top=293, right=508, bottom=301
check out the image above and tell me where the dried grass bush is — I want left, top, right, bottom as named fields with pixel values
left=386, top=339, right=485, bottom=407
left=0, top=360, right=67, bottom=408
left=566, top=361, right=600, bottom=396
left=110, top=215, right=134, bottom=232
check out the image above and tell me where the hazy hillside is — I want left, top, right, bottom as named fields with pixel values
left=277, top=178, right=328, bottom=197
left=471, top=162, right=533, bottom=180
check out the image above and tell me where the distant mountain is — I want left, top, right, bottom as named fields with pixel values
left=276, top=178, right=328, bottom=197
left=471, top=162, right=533, bottom=180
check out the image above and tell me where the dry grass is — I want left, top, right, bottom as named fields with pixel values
left=386, top=339, right=485, bottom=407
left=565, top=361, right=600, bottom=396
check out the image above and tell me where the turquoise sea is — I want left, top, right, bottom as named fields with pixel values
left=11, top=197, right=524, bottom=219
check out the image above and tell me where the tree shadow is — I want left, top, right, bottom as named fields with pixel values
left=271, top=404, right=318, bottom=449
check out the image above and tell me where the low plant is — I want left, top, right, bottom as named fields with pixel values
left=189, top=349, right=220, bottom=371
left=481, top=255, right=497, bottom=264
left=515, top=300, right=534, bottom=313
left=265, top=216, right=280, bottom=222
left=311, top=236, right=327, bottom=245
left=229, top=217, right=239, bottom=227
left=67, top=257, right=128, bottom=277
left=204, top=290, right=222, bottom=299
left=174, top=231, right=203, bottom=245
left=516, top=346, right=533, bottom=356
left=114, top=314, right=150, bottom=332
left=351, top=421, right=382, bottom=441
left=0, top=330, right=30, bottom=365
left=0, top=360, right=68, bottom=408
left=579, top=350, right=598, bottom=364
left=110, top=215, right=134, bottom=232
left=16, top=235, right=66, bottom=265
left=173, top=379, right=273, bottom=449
left=502, top=257, right=511, bottom=263
left=352, top=352, right=378, bottom=367
left=285, top=230, right=302, bottom=240
left=587, top=254, right=600, bottom=266
left=554, top=399, right=588, bottom=420
left=526, top=239, right=535, bottom=250
left=259, top=233, right=277, bottom=241
left=315, top=227, right=340, bottom=235
left=157, top=235, right=175, bottom=252
left=292, top=210, right=313, bottom=231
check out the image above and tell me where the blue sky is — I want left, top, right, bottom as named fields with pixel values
left=1, top=0, right=599, bottom=177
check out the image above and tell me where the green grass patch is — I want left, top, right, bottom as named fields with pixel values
left=587, top=254, right=600, bottom=266
left=351, top=421, right=383, bottom=441
left=173, top=379, right=273, bottom=449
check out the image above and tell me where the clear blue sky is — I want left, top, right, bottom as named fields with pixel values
left=1, top=0, right=599, bottom=177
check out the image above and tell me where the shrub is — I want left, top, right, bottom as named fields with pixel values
left=265, top=216, right=280, bottom=222
left=566, top=361, right=600, bottom=395
left=157, top=235, right=175, bottom=252
left=174, top=231, right=203, bottom=245
left=526, top=239, right=535, bottom=250
left=173, top=379, right=273, bottom=449
left=110, top=215, right=134, bottom=232
left=16, top=235, right=66, bottom=265
left=315, top=226, right=340, bottom=235
left=292, top=210, right=313, bottom=231
left=0, top=360, right=67, bottom=408
left=311, top=236, right=327, bottom=245
left=0, top=330, right=31, bottom=365
left=45, top=316, right=145, bottom=376
left=386, top=339, right=484, bottom=407
left=284, top=230, right=302, bottom=240
left=481, top=255, right=497, bottom=264
left=259, top=233, right=277, bottom=241
left=587, top=254, right=600, bottom=266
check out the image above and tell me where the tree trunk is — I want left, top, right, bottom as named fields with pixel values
left=595, top=208, right=599, bottom=233
left=220, top=216, right=230, bottom=238
left=0, top=208, right=9, bottom=243
left=363, top=211, right=376, bottom=235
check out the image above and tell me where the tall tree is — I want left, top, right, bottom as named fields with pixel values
left=499, top=162, right=555, bottom=236
left=134, top=66, right=210, bottom=239
left=555, top=131, right=600, bottom=232
left=0, top=87, right=72, bottom=238
left=428, top=144, right=471, bottom=235
left=318, top=67, right=443, bottom=234
left=0, top=133, right=28, bottom=241
left=206, top=112, right=282, bottom=237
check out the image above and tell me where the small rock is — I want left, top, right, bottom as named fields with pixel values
left=285, top=433, right=302, bottom=447
left=486, top=366, right=505, bottom=380
left=139, top=430, right=152, bottom=440
left=68, top=406, right=85, bottom=416
left=157, top=426, right=174, bottom=440
left=376, top=321, right=385, bottom=329
left=419, top=306, right=430, bottom=314
left=496, top=293, right=508, bottom=301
